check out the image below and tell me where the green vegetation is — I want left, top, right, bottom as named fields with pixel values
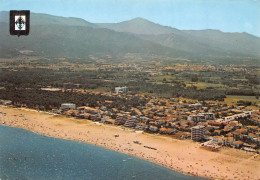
left=225, top=95, right=259, bottom=106
left=0, top=60, right=259, bottom=103
left=0, top=88, right=147, bottom=111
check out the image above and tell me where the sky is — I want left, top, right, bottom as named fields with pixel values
left=0, top=0, right=260, bottom=37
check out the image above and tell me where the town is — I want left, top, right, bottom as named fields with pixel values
left=20, top=86, right=258, bottom=154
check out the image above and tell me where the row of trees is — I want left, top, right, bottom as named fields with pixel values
left=0, top=88, right=147, bottom=111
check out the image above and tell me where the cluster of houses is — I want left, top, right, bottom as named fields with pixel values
left=60, top=95, right=260, bottom=153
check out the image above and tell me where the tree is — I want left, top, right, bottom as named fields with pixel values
left=191, top=75, right=198, bottom=82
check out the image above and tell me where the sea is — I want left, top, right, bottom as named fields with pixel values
left=0, top=125, right=205, bottom=180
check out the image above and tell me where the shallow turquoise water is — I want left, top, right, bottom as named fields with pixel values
left=0, top=125, right=205, bottom=180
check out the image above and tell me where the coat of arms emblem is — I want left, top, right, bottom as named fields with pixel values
left=10, top=10, right=30, bottom=36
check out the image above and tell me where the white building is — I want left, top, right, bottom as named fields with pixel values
left=61, top=103, right=76, bottom=111
left=0, top=99, right=12, bottom=106
left=189, top=103, right=202, bottom=108
left=215, top=111, right=252, bottom=123
left=188, top=113, right=215, bottom=122
left=115, top=87, right=128, bottom=94
left=200, top=113, right=215, bottom=120
left=188, top=115, right=205, bottom=122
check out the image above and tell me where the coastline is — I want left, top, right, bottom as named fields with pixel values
left=0, top=106, right=259, bottom=180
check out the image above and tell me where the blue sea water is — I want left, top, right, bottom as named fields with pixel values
left=0, top=125, right=205, bottom=180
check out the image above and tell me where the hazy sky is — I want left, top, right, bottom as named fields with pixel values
left=1, top=0, right=260, bottom=37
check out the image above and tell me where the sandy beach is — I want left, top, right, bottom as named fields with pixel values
left=0, top=106, right=259, bottom=180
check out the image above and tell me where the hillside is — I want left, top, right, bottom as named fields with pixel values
left=0, top=22, right=182, bottom=58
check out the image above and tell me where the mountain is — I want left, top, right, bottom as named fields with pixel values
left=137, top=30, right=260, bottom=58
left=98, top=17, right=260, bottom=58
left=1, top=22, right=186, bottom=58
left=0, top=11, right=192, bottom=58
left=97, top=17, right=182, bottom=35
left=0, top=11, right=260, bottom=61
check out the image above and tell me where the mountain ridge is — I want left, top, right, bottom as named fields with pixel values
left=0, top=11, right=259, bottom=61
left=97, top=16, right=260, bottom=58
left=96, top=17, right=181, bottom=35
left=0, top=21, right=186, bottom=58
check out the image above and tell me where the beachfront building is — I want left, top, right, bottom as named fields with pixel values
left=191, top=125, right=205, bottom=141
left=135, top=123, right=147, bottom=130
left=115, top=86, right=128, bottom=94
left=0, top=99, right=12, bottom=106
left=232, top=141, right=244, bottom=148
left=114, top=114, right=127, bottom=125
left=149, top=126, right=159, bottom=132
left=223, top=137, right=234, bottom=146
left=82, top=107, right=100, bottom=114
left=61, top=103, right=76, bottom=111
left=124, top=116, right=136, bottom=128
left=159, top=128, right=175, bottom=134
